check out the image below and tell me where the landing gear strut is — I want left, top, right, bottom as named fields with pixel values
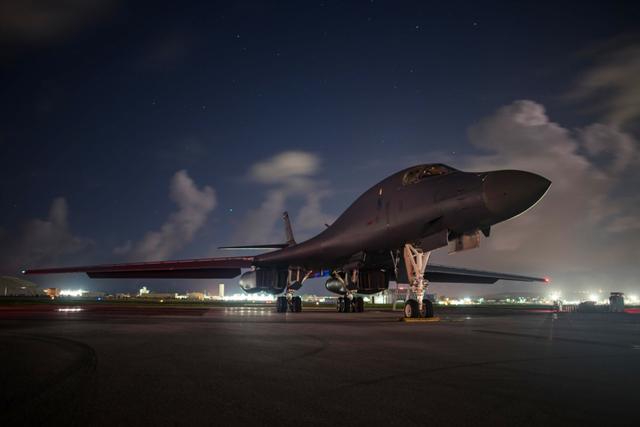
left=401, top=243, right=434, bottom=318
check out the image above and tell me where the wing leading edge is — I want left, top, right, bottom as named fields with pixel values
left=22, top=256, right=254, bottom=279
left=425, top=264, right=549, bottom=284
left=23, top=257, right=547, bottom=284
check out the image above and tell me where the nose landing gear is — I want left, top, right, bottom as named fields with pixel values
left=401, top=244, right=434, bottom=318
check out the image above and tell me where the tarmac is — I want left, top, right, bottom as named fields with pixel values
left=1, top=303, right=639, bottom=426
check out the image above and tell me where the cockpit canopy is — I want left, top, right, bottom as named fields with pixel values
left=402, top=164, right=457, bottom=186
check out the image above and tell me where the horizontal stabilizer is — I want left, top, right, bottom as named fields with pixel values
left=218, top=244, right=289, bottom=250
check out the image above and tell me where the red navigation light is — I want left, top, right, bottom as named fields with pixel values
left=544, top=277, right=551, bottom=283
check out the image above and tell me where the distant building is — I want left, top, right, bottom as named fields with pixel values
left=218, top=283, right=225, bottom=298
left=44, top=287, right=60, bottom=298
left=0, top=276, right=42, bottom=296
left=187, top=292, right=205, bottom=301
left=83, top=291, right=106, bottom=299
left=610, top=292, right=625, bottom=312
left=140, top=292, right=176, bottom=299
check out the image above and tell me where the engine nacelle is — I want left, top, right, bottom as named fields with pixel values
left=239, top=269, right=287, bottom=294
left=325, top=269, right=390, bottom=295
left=325, top=278, right=348, bottom=295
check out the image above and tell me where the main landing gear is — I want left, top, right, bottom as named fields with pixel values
left=275, top=267, right=309, bottom=313
left=276, top=294, right=302, bottom=312
left=337, top=294, right=364, bottom=313
left=400, top=243, right=435, bottom=318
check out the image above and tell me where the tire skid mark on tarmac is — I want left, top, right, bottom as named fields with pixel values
left=0, top=333, right=97, bottom=415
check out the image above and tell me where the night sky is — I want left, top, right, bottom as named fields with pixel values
left=1, top=1, right=639, bottom=297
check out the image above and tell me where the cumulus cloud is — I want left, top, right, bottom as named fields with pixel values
left=0, top=197, right=92, bottom=273
left=569, top=37, right=640, bottom=127
left=250, top=151, right=321, bottom=184
left=438, top=100, right=639, bottom=292
left=579, top=123, right=637, bottom=173
left=119, top=170, right=216, bottom=261
left=0, top=0, right=117, bottom=46
left=232, top=151, right=332, bottom=244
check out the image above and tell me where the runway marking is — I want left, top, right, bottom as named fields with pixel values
left=399, top=317, right=441, bottom=323
left=473, top=329, right=635, bottom=349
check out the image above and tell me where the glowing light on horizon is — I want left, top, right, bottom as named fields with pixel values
left=59, top=289, right=85, bottom=297
left=222, top=293, right=276, bottom=302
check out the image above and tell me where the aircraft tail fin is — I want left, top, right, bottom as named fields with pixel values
left=218, top=212, right=296, bottom=251
left=282, top=211, right=296, bottom=246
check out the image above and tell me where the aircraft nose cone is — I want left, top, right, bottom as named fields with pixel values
left=483, top=170, right=551, bottom=220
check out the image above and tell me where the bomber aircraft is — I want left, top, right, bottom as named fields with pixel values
left=24, top=164, right=551, bottom=318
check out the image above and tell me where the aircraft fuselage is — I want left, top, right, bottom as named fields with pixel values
left=255, top=165, right=550, bottom=270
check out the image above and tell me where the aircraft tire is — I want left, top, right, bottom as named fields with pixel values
left=276, top=296, right=287, bottom=313
left=422, top=299, right=434, bottom=318
left=337, top=297, right=344, bottom=312
left=292, top=296, right=302, bottom=312
left=355, top=297, right=364, bottom=313
left=404, top=300, right=419, bottom=318
left=343, top=298, right=352, bottom=313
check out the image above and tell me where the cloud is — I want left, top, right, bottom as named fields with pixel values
left=569, top=37, right=640, bottom=127
left=232, top=151, right=332, bottom=244
left=439, top=100, right=639, bottom=292
left=0, top=0, right=117, bottom=46
left=119, top=170, right=217, bottom=261
left=0, top=197, right=92, bottom=273
left=579, top=123, right=636, bottom=173
left=295, top=190, right=334, bottom=232
left=233, top=189, right=288, bottom=245
left=250, top=151, right=321, bottom=184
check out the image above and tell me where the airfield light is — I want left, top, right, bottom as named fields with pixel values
left=60, top=289, right=85, bottom=297
left=628, top=294, right=639, bottom=304
left=549, top=291, right=561, bottom=301
left=588, top=293, right=599, bottom=302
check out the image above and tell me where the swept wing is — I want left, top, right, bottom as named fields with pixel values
left=425, top=264, right=548, bottom=284
left=23, top=256, right=254, bottom=279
